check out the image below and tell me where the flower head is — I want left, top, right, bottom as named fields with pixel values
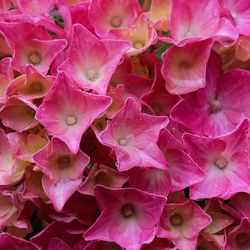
left=84, top=186, right=166, bottom=250
left=36, top=72, right=112, bottom=154
left=100, top=97, right=168, bottom=171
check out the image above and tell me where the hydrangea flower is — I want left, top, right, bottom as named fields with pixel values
left=0, top=0, right=250, bottom=247
left=59, top=24, right=130, bottom=94
left=0, top=22, right=67, bottom=74
left=0, top=233, right=40, bottom=250
left=99, top=97, right=168, bottom=171
left=0, top=129, right=30, bottom=186
left=89, top=0, right=142, bottom=38
left=36, top=72, right=112, bottom=154
left=79, top=164, right=128, bottom=196
left=161, top=39, right=213, bottom=95
left=183, top=120, right=250, bottom=199
left=33, top=137, right=90, bottom=211
left=84, top=186, right=166, bottom=250
left=221, top=0, right=250, bottom=36
left=110, top=13, right=158, bottom=56
left=161, top=0, right=238, bottom=46
left=6, top=65, right=54, bottom=100
left=157, top=200, right=212, bottom=250
left=171, top=52, right=250, bottom=136
left=225, top=218, right=250, bottom=250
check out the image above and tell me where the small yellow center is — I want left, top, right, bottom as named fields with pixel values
left=28, top=52, right=42, bottom=65
left=214, top=157, right=228, bottom=170
left=121, top=203, right=135, bottom=218
left=110, top=16, right=122, bottom=28
left=56, top=155, right=71, bottom=168
left=170, top=213, right=183, bottom=226
left=85, top=69, right=99, bottom=82
left=65, top=115, right=77, bottom=126
left=133, top=40, right=145, bottom=49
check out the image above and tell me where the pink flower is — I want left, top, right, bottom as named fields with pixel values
left=200, top=199, right=234, bottom=249
left=127, top=167, right=171, bottom=197
left=16, top=0, right=53, bottom=14
left=158, top=129, right=205, bottom=192
left=225, top=218, right=250, bottom=250
left=6, top=65, right=54, bottom=100
left=183, top=120, right=250, bottom=200
left=235, top=36, right=250, bottom=62
left=0, top=57, right=13, bottom=103
left=23, top=168, right=47, bottom=200
left=109, top=13, right=158, bottom=56
left=0, top=233, right=40, bottom=250
left=0, top=188, right=31, bottom=231
left=33, top=137, right=90, bottom=211
left=196, top=234, right=223, bottom=250
left=161, top=0, right=238, bottom=46
left=0, top=97, right=38, bottom=132
left=31, top=221, right=85, bottom=249
left=221, top=0, right=250, bottom=36
left=70, top=1, right=95, bottom=35
left=99, top=97, right=168, bottom=171
left=171, top=0, right=220, bottom=42
left=7, top=132, right=48, bottom=163
left=89, top=0, right=142, bottom=38
left=84, top=186, right=166, bottom=250
left=141, top=63, right=179, bottom=116
left=36, top=72, right=112, bottom=154
left=59, top=24, right=130, bottom=94
left=79, top=164, right=128, bottom=196
left=171, top=52, right=250, bottom=136
left=0, top=130, right=30, bottom=186
left=148, top=0, right=171, bottom=32
left=47, top=238, right=71, bottom=250
left=157, top=200, right=212, bottom=250
left=230, top=192, right=250, bottom=218
left=0, top=22, right=67, bottom=74
left=161, top=39, right=213, bottom=95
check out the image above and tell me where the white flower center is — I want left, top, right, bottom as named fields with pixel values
left=65, top=115, right=77, bottom=126
left=170, top=213, right=183, bottom=226
left=214, top=157, right=228, bottom=170
left=110, top=16, right=122, bottom=28
left=85, top=69, right=99, bottom=82
left=118, top=138, right=127, bottom=146
left=28, top=52, right=42, bottom=65
left=133, top=40, right=145, bottom=49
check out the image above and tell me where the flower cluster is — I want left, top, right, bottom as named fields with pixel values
left=0, top=0, right=250, bottom=249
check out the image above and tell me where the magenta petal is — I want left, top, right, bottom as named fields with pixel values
left=0, top=233, right=40, bottom=250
